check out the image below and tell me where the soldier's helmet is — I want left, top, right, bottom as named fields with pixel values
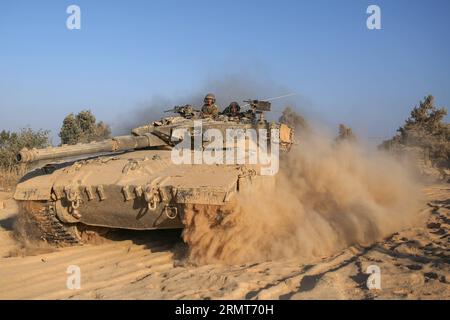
left=204, top=93, right=216, bottom=104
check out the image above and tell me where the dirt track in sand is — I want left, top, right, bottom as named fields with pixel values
left=0, top=185, right=448, bottom=300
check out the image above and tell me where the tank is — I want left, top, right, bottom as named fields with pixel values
left=14, top=101, right=294, bottom=245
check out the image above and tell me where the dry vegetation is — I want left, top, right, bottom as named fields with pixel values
left=0, top=128, right=50, bottom=189
left=0, top=167, right=28, bottom=190
left=0, top=110, right=111, bottom=189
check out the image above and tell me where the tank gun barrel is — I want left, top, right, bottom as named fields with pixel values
left=17, top=134, right=162, bottom=164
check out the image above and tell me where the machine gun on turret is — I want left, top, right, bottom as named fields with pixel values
left=241, top=93, right=296, bottom=122
left=242, top=99, right=271, bottom=122
left=164, top=104, right=199, bottom=119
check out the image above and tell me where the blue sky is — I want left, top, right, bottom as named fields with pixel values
left=1, top=0, right=449, bottom=144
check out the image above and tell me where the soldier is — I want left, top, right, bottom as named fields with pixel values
left=221, top=101, right=241, bottom=117
left=201, top=93, right=220, bottom=118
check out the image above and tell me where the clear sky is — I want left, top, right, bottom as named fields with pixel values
left=1, top=0, right=449, bottom=144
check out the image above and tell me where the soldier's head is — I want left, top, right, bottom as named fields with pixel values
left=229, top=102, right=240, bottom=115
left=204, top=93, right=216, bottom=106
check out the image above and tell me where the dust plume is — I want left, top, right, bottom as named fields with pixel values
left=182, top=131, right=425, bottom=265
left=11, top=207, right=57, bottom=257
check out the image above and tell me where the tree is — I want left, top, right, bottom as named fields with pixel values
left=60, top=113, right=82, bottom=145
left=76, top=110, right=96, bottom=137
left=59, top=110, right=111, bottom=145
left=380, top=95, right=450, bottom=167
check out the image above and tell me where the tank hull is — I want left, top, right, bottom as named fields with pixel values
left=14, top=149, right=267, bottom=234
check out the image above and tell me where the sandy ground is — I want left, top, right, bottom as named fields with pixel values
left=0, top=185, right=448, bottom=300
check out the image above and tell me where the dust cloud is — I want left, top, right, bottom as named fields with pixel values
left=11, top=206, right=57, bottom=257
left=182, top=131, right=425, bottom=265
left=117, top=74, right=425, bottom=265
left=114, top=73, right=306, bottom=134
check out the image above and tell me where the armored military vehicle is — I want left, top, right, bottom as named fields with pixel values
left=14, top=100, right=294, bottom=245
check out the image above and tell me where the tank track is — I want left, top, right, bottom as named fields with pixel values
left=17, top=201, right=82, bottom=245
